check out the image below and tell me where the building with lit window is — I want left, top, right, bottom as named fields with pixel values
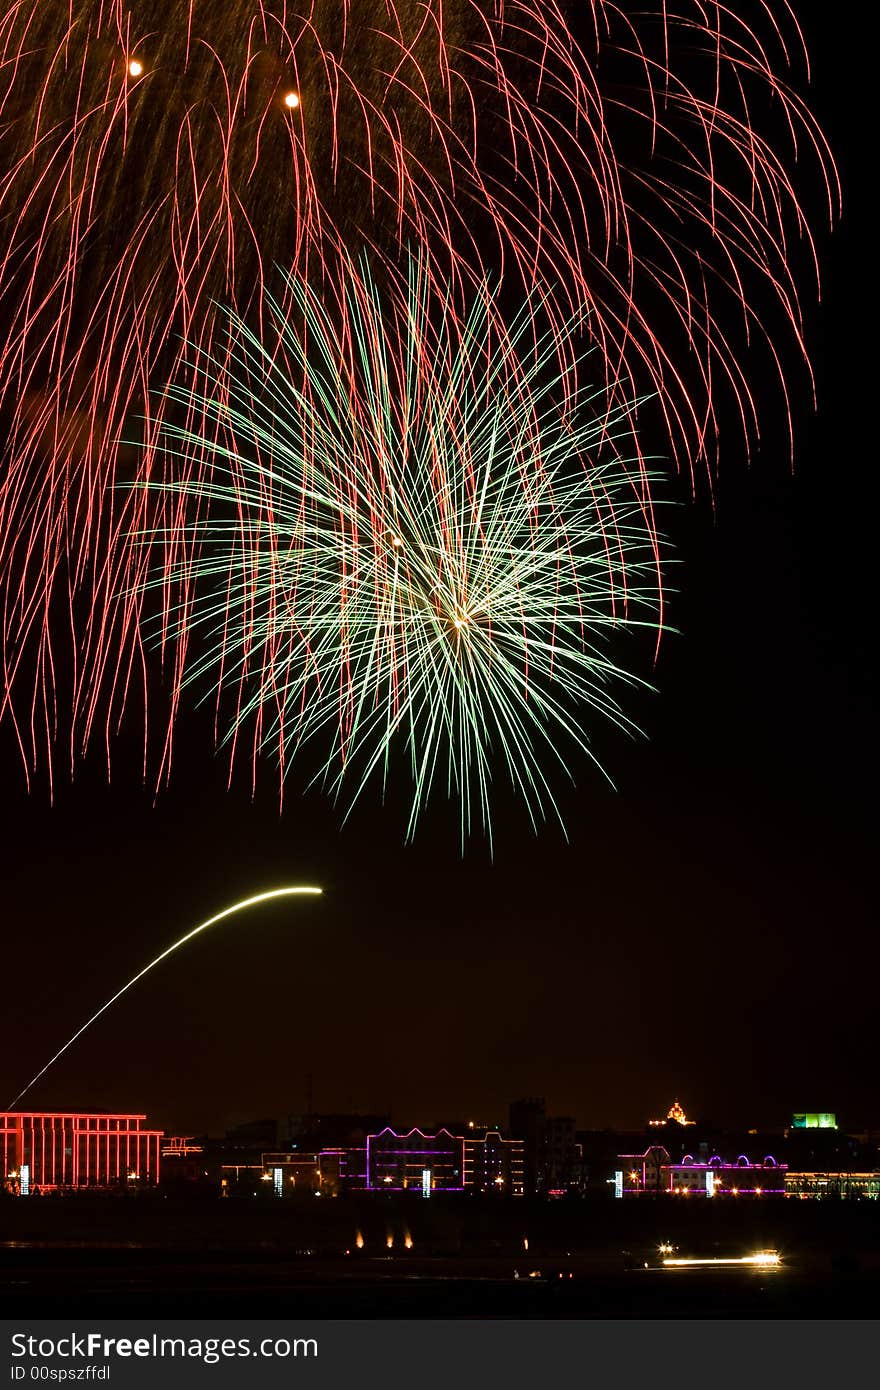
left=316, top=1145, right=367, bottom=1194
left=785, top=1171, right=880, bottom=1199
left=366, top=1127, right=464, bottom=1192
left=616, top=1145, right=669, bottom=1195
left=612, top=1147, right=788, bottom=1196
left=508, top=1098, right=546, bottom=1194
left=1, top=1112, right=163, bottom=1191
left=664, top=1154, right=787, bottom=1196
left=260, top=1152, right=323, bottom=1194
left=463, top=1129, right=524, bottom=1195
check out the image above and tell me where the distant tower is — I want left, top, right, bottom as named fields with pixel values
left=648, top=1098, right=695, bottom=1128
left=509, top=1098, right=547, bottom=1196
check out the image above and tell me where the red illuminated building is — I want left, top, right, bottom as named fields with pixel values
left=1, top=1112, right=163, bottom=1191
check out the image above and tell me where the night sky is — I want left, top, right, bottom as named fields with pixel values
left=1, top=4, right=873, bottom=1140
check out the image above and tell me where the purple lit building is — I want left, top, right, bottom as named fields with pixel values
left=665, top=1153, right=787, bottom=1196
left=366, top=1127, right=464, bottom=1192
left=618, top=1144, right=669, bottom=1194
left=614, top=1147, right=787, bottom=1196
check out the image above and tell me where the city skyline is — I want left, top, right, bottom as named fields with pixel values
left=6, top=1098, right=876, bottom=1202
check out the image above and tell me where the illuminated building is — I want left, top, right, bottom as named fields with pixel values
left=280, top=1115, right=388, bottom=1195
left=463, top=1129, right=525, bottom=1195
left=791, top=1113, right=837, bottom=1130
left=664, top=1154, right=787, bottom=1196
left=366, top=1127, right=464, bottom=1192
left=648, top=1099, right=695, bottom=1128
left=311, top=1127, right=524, bottom=1196
left=160, top=1136, right=207, bottom=1185
left=613, top=1147, right=788, bottom=1196
left=162, top=1136, right=203, bottom=1158
left=616, top=1146, right=669, bottom=1195
left=258, top=1150, right=323, bottom=1195
left=509, top=1098, right=546, bottom=1195
left=316, top=1145, right=367, bottom=1194
left=785, top=1171, right=880, bottom=1199
left=1, top=1112, right=162, bottom=1191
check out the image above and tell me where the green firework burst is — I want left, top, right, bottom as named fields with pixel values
left=135, top=254, right=666, bottom=846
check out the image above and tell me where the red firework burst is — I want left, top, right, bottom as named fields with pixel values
left=0, top=1, right=837, bottom=784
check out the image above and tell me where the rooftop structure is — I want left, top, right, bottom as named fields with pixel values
left=649, top=1099, right=695, bottom=1128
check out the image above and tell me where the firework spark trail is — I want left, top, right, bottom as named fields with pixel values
left=0, top=2, right=837, bottom=785
left=133, top=251, right=664, bottom=845
left=7, top=885, right=323, bottom=1111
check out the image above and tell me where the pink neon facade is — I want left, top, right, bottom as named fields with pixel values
left=366, top=1127, right=465, bottom=1191
left=1, top=1112, right=163, bottom=1190
left=617, top=1145, right=789, bottom=1196
left=666, top=1154, right=787, bottom=1196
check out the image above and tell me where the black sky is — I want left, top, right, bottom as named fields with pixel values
left=1, top=3, right=874, bottom=1139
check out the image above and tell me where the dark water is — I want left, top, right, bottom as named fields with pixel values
left=2, top=1247, right=878, bottom=1317
left=3, top=1196, right=878, bottom=1317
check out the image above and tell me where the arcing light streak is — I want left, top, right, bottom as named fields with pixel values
left=134, top=251, right=663, bottom=844
left=0, top=2, right=837, bottom=786
left=7, top=886, right=322, bottom=1110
